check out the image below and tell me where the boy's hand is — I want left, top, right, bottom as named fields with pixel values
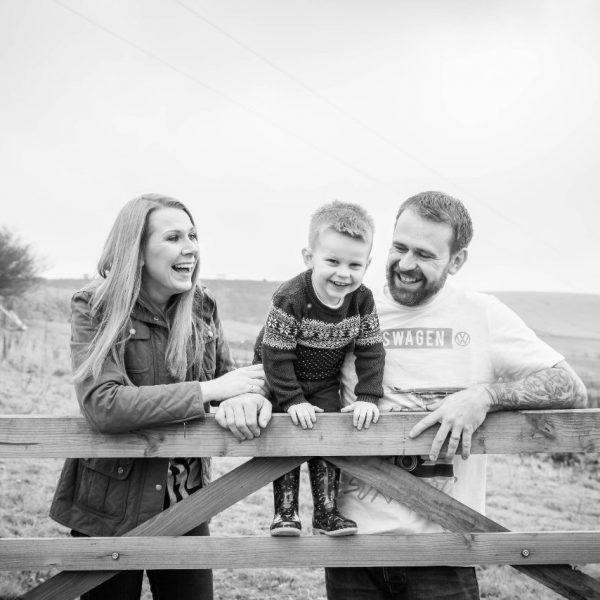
left=287, top=402, right=324, bottom=429
left=341, top=401, right=380, bottom=430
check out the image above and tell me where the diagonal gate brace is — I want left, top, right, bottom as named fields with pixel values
left=20, top=456, right=307, bottom=600
left=329, top=456, right=600, bottom=600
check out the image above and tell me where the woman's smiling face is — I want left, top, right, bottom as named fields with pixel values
left=141, top=207, right=199, bottom=309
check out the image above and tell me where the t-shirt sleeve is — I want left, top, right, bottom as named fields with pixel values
left=487, top=296, right=564, bottom=381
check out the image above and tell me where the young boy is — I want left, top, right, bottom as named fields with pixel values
left=257, top=201, right=385, bottom=537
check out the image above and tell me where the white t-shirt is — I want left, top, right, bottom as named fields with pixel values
left=338, top=282, right=563, bottom=535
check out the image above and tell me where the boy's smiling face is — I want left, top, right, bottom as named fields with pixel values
left=302, top=227, right=372, bottom=307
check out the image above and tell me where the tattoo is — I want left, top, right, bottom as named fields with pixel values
left=487, top=366, right=587, bottom=410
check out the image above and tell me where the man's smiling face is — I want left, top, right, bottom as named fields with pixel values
left=386, top=208, right=465, bottom=306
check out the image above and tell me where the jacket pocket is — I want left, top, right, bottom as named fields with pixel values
left=124, top=323, right=151, bottom=374
left=74, top=458, right=134, bottom=520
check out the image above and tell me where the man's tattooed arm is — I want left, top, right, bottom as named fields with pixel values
left=484, top=360, right=587, bottom=411
left=410, top=361, right=587, bottom=460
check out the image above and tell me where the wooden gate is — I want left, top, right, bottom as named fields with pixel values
left=1, top=410, right=600, bottom=599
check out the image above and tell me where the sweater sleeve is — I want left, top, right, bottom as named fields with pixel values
left=261, top=297, right=306, bottom=411
left=71, top=292, right=207, bottom=434
left=353, top=289, right=385, bottom=404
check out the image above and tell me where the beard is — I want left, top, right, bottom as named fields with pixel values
left=386, top=264, right=449, bottom=307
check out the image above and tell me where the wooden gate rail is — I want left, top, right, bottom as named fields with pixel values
left=3, top=532, right=600, bottom=570
left=1, top=411, right=599, bottom=600
left=1, top=409, right=599, bottom=458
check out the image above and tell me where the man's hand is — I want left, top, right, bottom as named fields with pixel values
left=214, top=393, right=272, bottom=441
left=408, top=386, right=492, bottom=461
left=287, top=402, right=324, bottom=429
left=341, top=401, right=380, bottom=430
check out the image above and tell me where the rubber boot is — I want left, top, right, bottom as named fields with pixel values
left=308, top=458, right=357, bottom=536
left=270, top=466, right=302, bottom=537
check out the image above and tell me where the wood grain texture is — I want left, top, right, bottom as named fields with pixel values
left=330, top=456, right=600, bottom=600
left=19, top=456, right=306, bottom=600
left=4, top=532, right=600, bottom=570
left=1, top=409, right=599, bottom=458
left=12, top=411, right=600, bottom=600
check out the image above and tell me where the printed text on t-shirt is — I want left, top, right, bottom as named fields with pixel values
left=381, top=328, right=453, bottom=349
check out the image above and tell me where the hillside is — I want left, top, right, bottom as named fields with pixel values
left=492, top=291, right=600, bottom=340
left=18, top=278, right=600, bottom=334
left=200, top=278, right=279, bottom=324
left=14, top=277, right=280, bottom=324
left=490, top=292, right=600, bottom=391
left=10, top=279, right=594, bottom=399
left=9, top=278, right=599, bottom=330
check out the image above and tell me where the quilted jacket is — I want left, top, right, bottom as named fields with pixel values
left=50, top=286, right=233, bottom=536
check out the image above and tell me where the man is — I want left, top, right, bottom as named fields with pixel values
left=326, top=191, right=587, bottom=600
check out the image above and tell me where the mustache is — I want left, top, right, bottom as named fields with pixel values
left=391, top=266, right=424, bottom=280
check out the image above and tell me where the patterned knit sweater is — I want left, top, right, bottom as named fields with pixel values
left=261, top=270, right=385, bottom=411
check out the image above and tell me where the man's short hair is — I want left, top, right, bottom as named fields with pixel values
left=396, top=191, right=473, bottom=254
left=309, top=200, right=375, bottom=248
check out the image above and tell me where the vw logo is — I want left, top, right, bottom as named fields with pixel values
left=455, top=331, right=470, bottom=346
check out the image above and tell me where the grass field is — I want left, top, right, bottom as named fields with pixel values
left=1, top=310, right=599, bottom=599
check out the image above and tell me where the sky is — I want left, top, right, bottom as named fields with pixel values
left=1, top=0, right=599, bottom=294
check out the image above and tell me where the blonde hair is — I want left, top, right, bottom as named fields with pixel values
left=74, top=194, right=204, bottom=383
left=308, top=200, right=374, bottom=249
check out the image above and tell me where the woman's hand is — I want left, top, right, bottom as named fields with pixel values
left=214, top=393, right=273, bottom=440
left=201, top=364, right=267, bottom=403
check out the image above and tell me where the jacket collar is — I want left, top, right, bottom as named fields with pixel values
left=131, top=292, right=168, bottom=327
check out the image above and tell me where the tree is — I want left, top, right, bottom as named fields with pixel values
left=0, top=226, right=40, bottom=300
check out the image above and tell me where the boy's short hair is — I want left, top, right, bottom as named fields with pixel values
left=396, top=191, right=473, bottom=254
left=309, top=201, right=375, bottom=249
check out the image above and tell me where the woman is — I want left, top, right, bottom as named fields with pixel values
left=50, top=194, right=271, bottom=600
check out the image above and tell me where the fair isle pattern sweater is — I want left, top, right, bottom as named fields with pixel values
left=262, top=270, right=385, bottom=411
